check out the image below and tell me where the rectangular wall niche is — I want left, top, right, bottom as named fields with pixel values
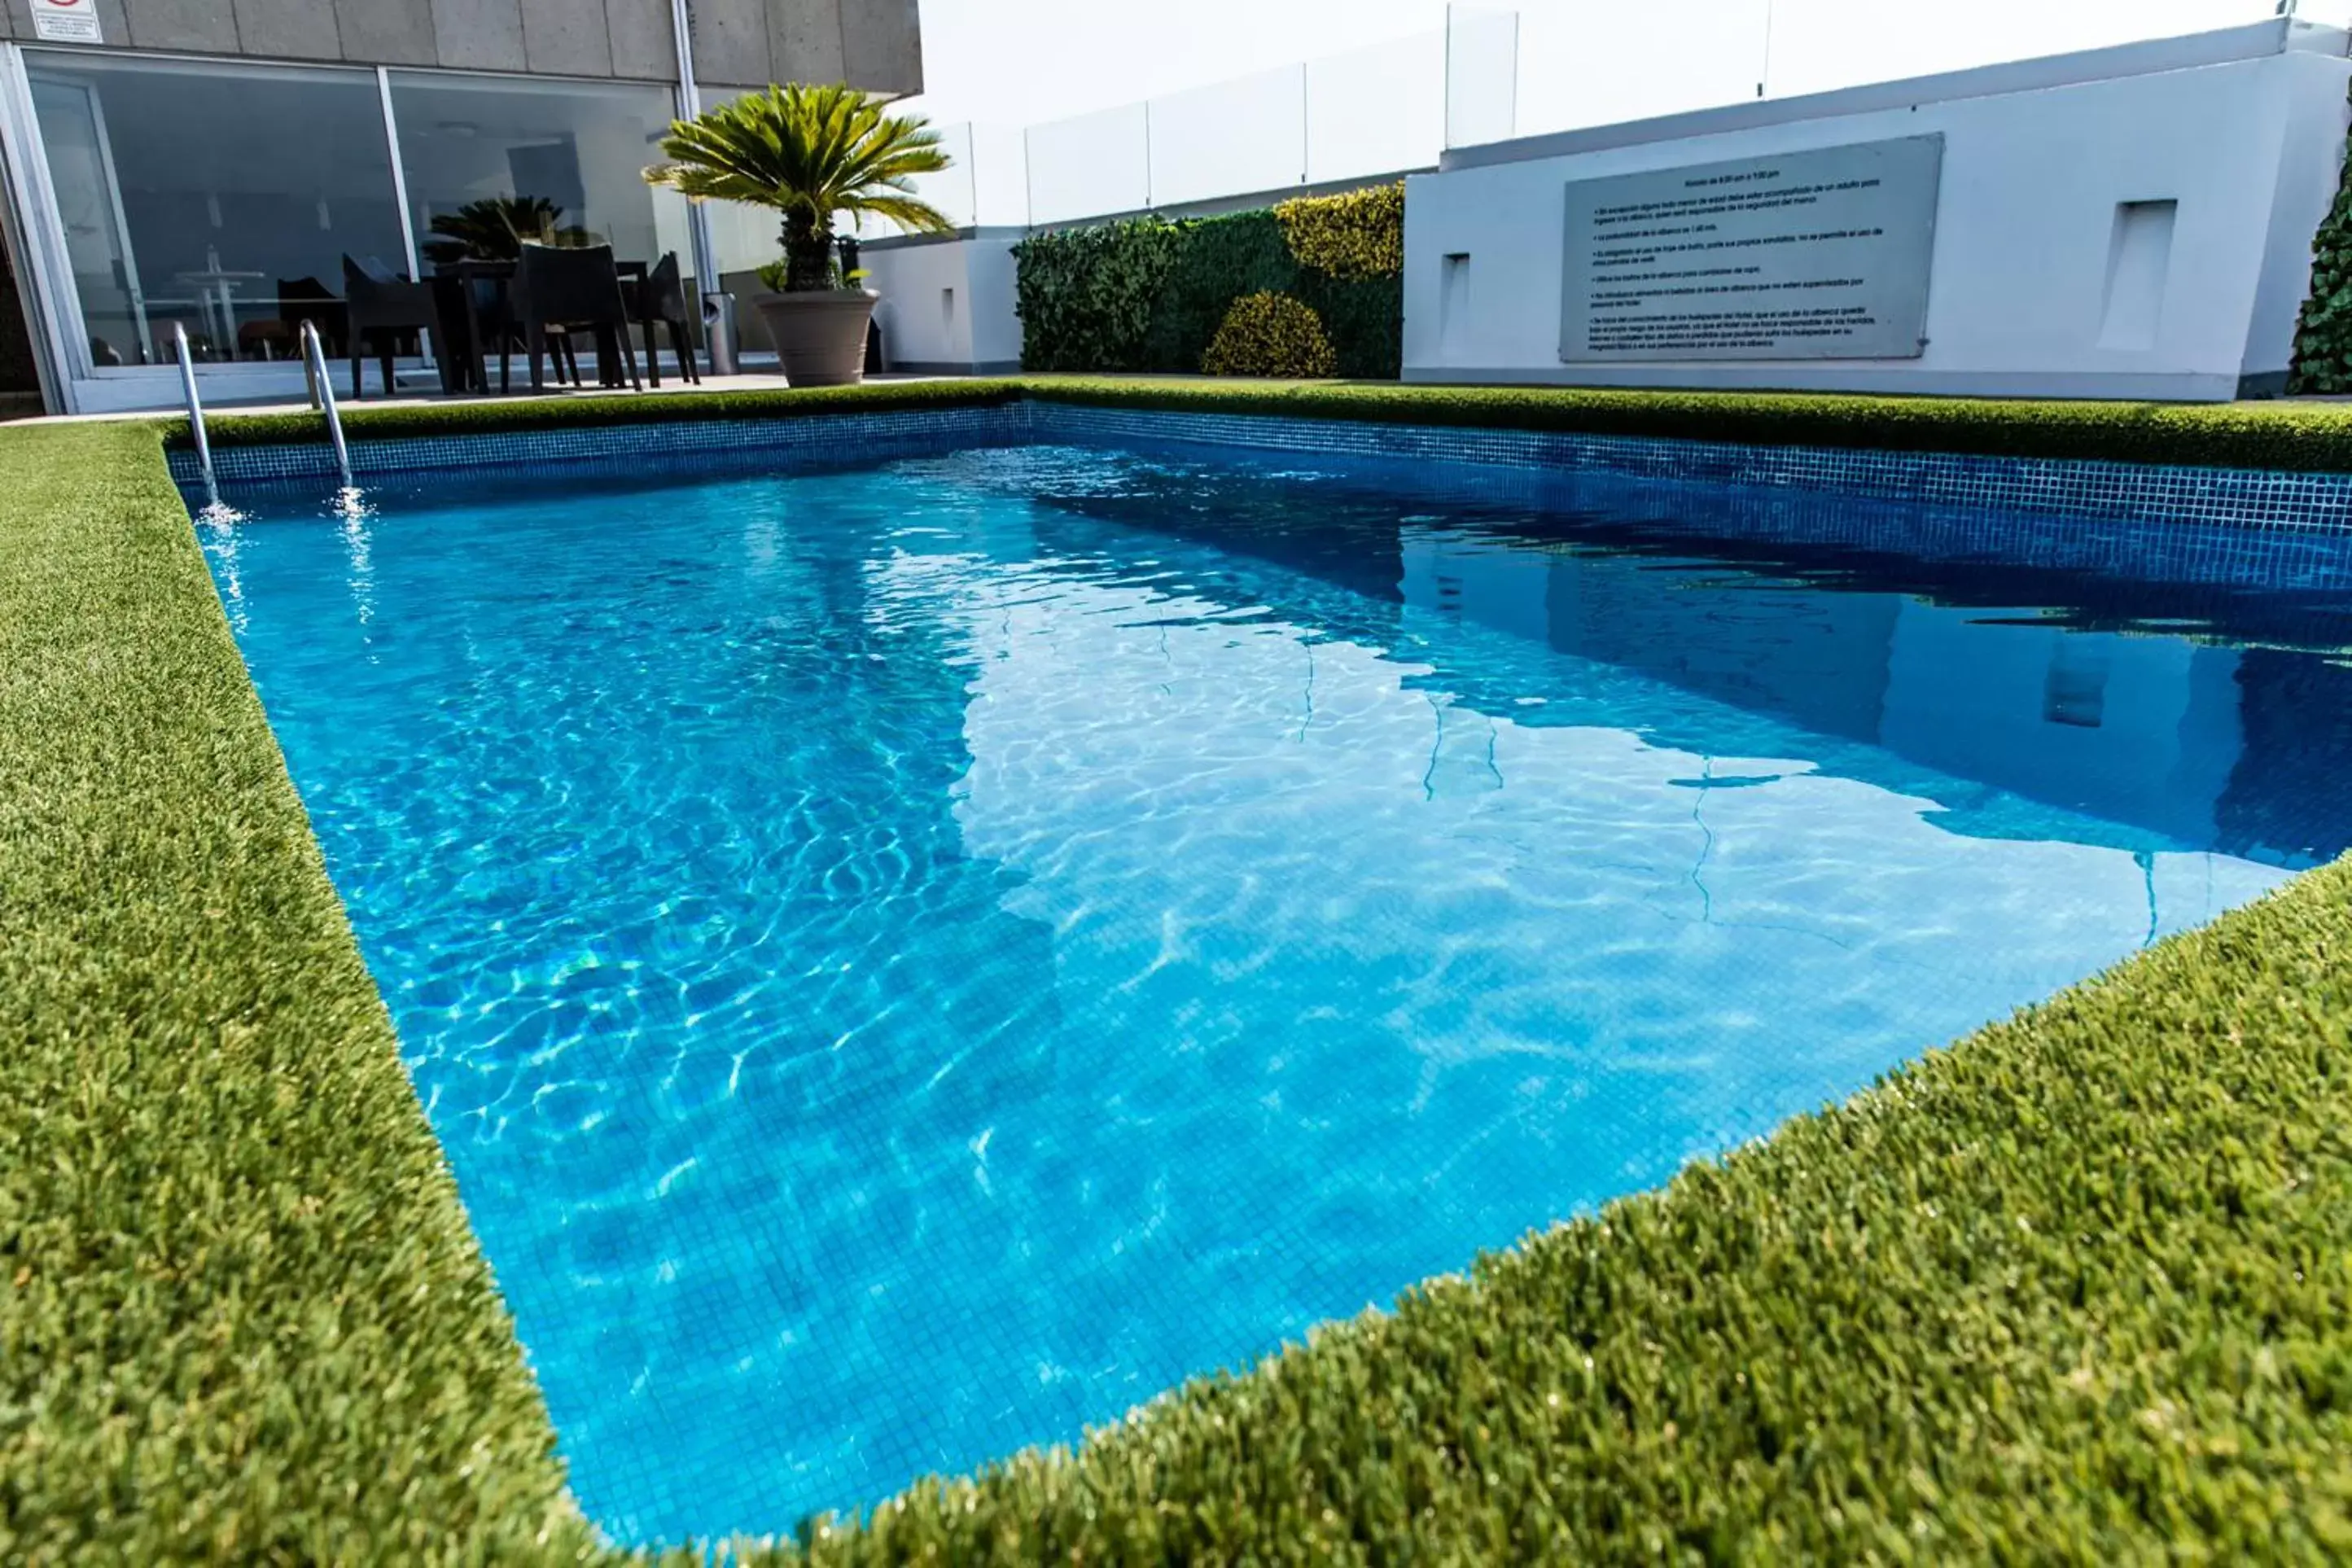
left=2098, top=199, right=2178, bottom=353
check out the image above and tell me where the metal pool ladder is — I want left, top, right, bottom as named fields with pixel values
left=297, top=319, right=355, bottom=495
left=173, top=322, right=221, bottom=511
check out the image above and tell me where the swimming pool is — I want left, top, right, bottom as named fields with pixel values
left=198, top=431, right=2352, bottom=1545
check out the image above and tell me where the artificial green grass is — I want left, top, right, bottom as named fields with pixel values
left=0, top=422, right=597, bottom=1564
left=15, top=401, right=2352, bottom=1561
left=181, top=374, right=2352, bottom=473
left=1015, top=376, right=2352, bottom=472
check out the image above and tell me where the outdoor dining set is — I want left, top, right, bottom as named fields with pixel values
left=258, top=245, right=702, bottom=400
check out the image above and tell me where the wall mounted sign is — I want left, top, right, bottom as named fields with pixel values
left=1560, top=134, right=1942, bottom=363
left=32, top=0, right=103, bottom=44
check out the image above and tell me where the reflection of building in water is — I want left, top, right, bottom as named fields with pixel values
left=1408, top=528, right=1901, bottom=747
left=1394, top=526, right=2332, bottom=865
left=1876, top=602, right=2242, bottom=852
left=2218, top=650, right=2352, bottom=865
left=926, top=517, right=2288, bottom=1164
left=1012, top=452, right=2346, bottom=868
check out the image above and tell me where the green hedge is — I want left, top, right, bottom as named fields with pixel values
left=2290, top=81, right=2352, bottom=393
left=1014, top=185, right=1404, bottom=378
left=1200, top=291, right=1339, bottom=377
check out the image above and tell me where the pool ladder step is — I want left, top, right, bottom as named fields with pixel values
left=173, top=322, right=219, bottom=510
left=177, top=321, right=354, bottom=506
left=298, top=319, right=354, bottom=495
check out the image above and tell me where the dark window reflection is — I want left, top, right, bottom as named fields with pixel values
left=27, top=52, right=405, bottom=368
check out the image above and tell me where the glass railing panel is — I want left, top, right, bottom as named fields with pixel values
left=1307, top=30, right=1445, bottom=184
left=1026, top=103, right=1150, bottom=226
left=1145, top=64, right=1309, bottom=209
left=1444, top=4, right=1521, bottom=148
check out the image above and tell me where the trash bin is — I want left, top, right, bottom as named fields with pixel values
left=702, top=291, right=738, bottom=377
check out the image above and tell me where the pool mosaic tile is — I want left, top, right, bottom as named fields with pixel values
left=173, top=396, right=2352, bottom=535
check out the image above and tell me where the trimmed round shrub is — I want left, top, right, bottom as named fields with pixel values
left=1200, top=291, right=1338, bottom=379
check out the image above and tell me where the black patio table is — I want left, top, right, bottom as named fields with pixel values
left=431, top=256, right=649, bottom=395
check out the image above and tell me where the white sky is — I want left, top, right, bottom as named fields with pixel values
left=905, top=0, right=2317, bottom=132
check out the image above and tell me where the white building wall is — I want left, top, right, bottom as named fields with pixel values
left=862, top=231, right=1023, bottom=374
left=961, top=238, right=1023, bottom=370
left=2247, top=49, right=2352, bottom=384
left=1404, top=22, right=2352, bottom=401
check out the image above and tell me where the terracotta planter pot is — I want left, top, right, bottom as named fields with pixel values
left=752, top=289, right=877, bottom=387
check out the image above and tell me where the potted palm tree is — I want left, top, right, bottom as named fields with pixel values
left=646, top=83, right=953, bottom=387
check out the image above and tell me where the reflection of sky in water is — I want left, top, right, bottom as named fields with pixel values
left=926, top=552, right=2275, bottom=1104
left=198, top=444, right=2342, bottom=1548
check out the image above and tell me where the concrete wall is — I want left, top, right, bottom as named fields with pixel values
left=1, top=0, right=922, bottom=92
left=1403, top=20, right=2352, bottom=401
left=862, top=230, right=1023, bottom=373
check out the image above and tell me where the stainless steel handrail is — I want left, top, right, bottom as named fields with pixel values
left=297, top=319, right=354, bottom=493
left=173, top=322, right=219, bottom=510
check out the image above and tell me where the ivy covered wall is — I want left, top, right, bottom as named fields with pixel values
left=2288, top=84, right=2352, bottom=394
left=1013, top=183, right=1404, bottom=379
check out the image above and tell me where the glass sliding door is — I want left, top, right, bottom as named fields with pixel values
left=24, top=52, right=405, bottom=369
left=388, top=72, right=697, bottom=346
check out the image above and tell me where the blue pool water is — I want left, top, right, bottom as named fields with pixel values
left=199, top=440, right=2352, bottom=1545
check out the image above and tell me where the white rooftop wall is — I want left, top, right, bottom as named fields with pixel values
left=1404, top=20, right=2352, bottom=400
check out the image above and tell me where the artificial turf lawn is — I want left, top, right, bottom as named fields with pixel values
left=12, top=394, right=2352, bottom=1561
left=0, top=421, right=594, bottom=1564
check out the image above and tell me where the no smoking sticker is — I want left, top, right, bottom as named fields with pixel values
left=33, top=0, right=104, bottom=46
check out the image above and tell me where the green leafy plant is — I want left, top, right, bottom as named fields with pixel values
left=1276, top=181, right=1404, bottom=278
left=646, top=83, right=953, bottom=293
left=1014, top=186, right=1403, bottom=377
left=1012, top=217, right=1185, bottom=371
left=421, top=195, right=593, bottom=263
left=1200, top=290, right=1338, bottom=377
left=2291, top=80, right=2352, bottom=393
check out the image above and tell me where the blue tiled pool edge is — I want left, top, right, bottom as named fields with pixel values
left=171, top=396, right=2352, bottom=533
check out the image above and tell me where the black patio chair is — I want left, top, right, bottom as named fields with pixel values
left=341, top=255, right=445, bottom=398
left=423, top=267, right=578, bottom=393
left=277, top=275, right=347, bottom=357
left=628, top=252, right=699, bottom=388
left=506, top=243, right=639, bottom=393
